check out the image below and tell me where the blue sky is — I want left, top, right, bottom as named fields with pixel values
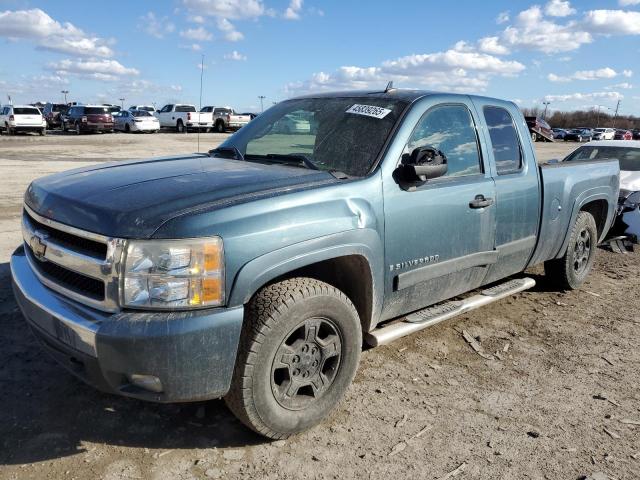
left=0, top=0, right=639, bottom=115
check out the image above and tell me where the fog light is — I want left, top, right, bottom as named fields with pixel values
left=129, top=374, right=163, bottom=393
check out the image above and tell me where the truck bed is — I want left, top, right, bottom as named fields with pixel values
left=528, top=159, right=619, bottom=266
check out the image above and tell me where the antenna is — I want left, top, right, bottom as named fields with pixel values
left=384, top=81, right=394, bottom=93
left=197, top=53, right=204, bottom=153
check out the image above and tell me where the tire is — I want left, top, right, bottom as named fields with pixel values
left=176, top=120, right=185, bottom=133
left=125, top=123, right=130, bottom=133
left=40, top=128, right=46, bottom=136
left=578, top=136, right=582, bottom=142
left=544, top=211, right=598, bottom=290
left=216, top=120, right=225, bottom=133
left=224, top=278, right=362, bottom=439
left=531, top=132, right=537, bottom=142
left=6, top=124, right=12, bottom=136
left=75, top=122, right=81, bottom=135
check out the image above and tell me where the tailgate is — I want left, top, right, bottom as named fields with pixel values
left=528, top=159, right=619, bottom=266
left=15, top=114, right=43, bottom=126
left=230, top=114, right=249, bottom=124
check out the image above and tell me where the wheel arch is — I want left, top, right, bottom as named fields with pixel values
left=228, top=231, right=384, bottom=333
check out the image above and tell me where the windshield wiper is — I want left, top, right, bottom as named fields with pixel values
left=263, top=153, right=320, bottom=170
left=208, top=145, right=244, bottom=161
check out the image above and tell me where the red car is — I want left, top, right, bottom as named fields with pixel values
left=614, top=129, right=633, bottom=140
left=63, top=105, right=114, bottom=134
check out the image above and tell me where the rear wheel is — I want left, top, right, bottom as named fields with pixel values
left=124, top=123, right=130, bottom=133
left=531, top=132, right=537, bottom=142
left=216, top=120, right=225, bottom=133
left=225, top=278, right=362, bottom=439
left=176, top=120, right=185, bottom=133
left=75, top=122, right=81, bottom=135
left=544, top=211, right=598, bottom=290
left=6, top=124, right=13, bottom=136
left=39, top=128, right=46, bottom=136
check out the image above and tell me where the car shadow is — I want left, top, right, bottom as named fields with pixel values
left=0, top=262, right=265, bottom=466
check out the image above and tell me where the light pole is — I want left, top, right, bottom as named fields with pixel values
left=119, top=97, right=125, bottom=109
left=258, top=95, right=266, bottom=113
left=542, top=101, right=551, bottom=120
left=61, top=90, right=69, bottom=104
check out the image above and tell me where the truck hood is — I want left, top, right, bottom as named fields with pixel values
left=25, top=154, right=337, bottom=238
left=620, top=170, right=640, bottom=192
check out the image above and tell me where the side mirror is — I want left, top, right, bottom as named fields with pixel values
left=547, top=158, right=560, bottom=164
left=395, top=146, right=448, bottom=189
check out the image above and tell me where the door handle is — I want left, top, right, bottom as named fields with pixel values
left=469, top=195, right=494, bottom=209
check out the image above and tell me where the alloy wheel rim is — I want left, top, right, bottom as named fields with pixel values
left=271, top=317, right=342, bottom=411
left=573, top=228, right=591, bottom=275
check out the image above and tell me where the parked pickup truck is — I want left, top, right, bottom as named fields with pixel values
left=11, top=90, right=619, bottom=439
left=156, top=104, right=213, bottom=132
left=200, top=106, right=251, bottom=133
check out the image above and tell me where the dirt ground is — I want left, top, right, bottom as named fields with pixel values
left=1, top=132, right=638, bottom=480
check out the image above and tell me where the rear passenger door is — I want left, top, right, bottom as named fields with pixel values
left=382, top=99, right=497, bottom=320
left=471, top=100, right=540, bottom=283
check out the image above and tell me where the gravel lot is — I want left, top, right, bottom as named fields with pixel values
left=1, top=132, right=638, bottom=480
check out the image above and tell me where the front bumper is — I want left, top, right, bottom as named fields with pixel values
left=11, top=246, right=243, bottom=402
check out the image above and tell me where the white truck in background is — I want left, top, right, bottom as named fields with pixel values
left=156, top=104, right=213, bottom=132
left=200, top=106, right=251, bottom=133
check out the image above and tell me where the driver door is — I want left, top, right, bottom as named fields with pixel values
left=381, top=100, right=496, bottom=320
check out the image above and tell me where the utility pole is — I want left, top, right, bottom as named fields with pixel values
left=258, top=95, right=266, bottom=113
left=119, top=97, right=125, bottom=109
left=612, top=100, right=621, bottom=128
left=542, top=101, right=550, bottom=120
left=61, top=90, right=69, bottom=104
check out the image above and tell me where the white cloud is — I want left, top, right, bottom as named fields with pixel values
left=500, top=6, right=592, bottom=53
left=605, top=82, right=633, bottom=90
left=543, top=91, right=624, bottom=102
left=619, top=0, right=640, bottom=6
left=188, top=15, right=206, bottom=24
left=496, top=11, right=510, bottom=24
left=139, top=12, right=174, bottom=39
left=0, top=8, right=114, bottom=57
left=48, top=58, right=139, bottom=82
left=286, top=49, right=525, bottom=95
left=478, top=36, right=510, bottom=55
left=284, top=0, right=303, bottom=20
left=180, top=26, right=213, bottom=41
left=217, top=18, right=244, bottom=41
left=582, top=10, right=640, bottom=35
left=545, top=0, right=576, bottom=17
left=548, top=67, right=619, bottom=82
left=623, top=70, right=633, bottom=77
left=224, top=50, right=247, bottom=61
left=181, top=0, right=266, bottom=20
left=180, top=43, right=202, bottom=51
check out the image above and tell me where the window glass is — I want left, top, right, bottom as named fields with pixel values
left=14, top=107, right=41, bottom=115
left=214, top=108, right=231, bottom=115
left=132, top=110, right=152, bottom=117
left=229, top=97, right=407, bottom=177
left=483, top=106, right=523, bottom=174
left=85, top=107, right=109, bottom=115
left=175, top=105, right=196, bottom=112
left=564, top=146, right=640, bottom=171
left=405, top=104, right=482, bottom=178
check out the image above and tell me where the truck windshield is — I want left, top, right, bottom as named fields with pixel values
left=564, top=146, right=640, bottom=171
left=219, top=97, right=408, bottom=177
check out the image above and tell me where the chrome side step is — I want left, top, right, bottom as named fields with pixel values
left=365, top=277, right=536, bottom=347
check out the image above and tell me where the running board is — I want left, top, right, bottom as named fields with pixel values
left=365, top=277, right=536, bottom=347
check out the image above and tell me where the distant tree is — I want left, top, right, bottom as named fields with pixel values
left=519, top=107, right=639, bottom=130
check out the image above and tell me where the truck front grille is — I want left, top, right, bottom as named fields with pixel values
left=22, top=205, right=125, bottom=312
left=25, top=211, right=107, bottom=259
left=25, top=245, right=105, bottom=300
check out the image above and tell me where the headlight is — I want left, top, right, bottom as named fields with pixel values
left=122, top=237, right=224, bottom=309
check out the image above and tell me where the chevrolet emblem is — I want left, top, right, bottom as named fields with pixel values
left=30, top=233, right=47, bottom=260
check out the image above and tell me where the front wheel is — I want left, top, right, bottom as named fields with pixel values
left=544, top=211, right=598, bottom=290
left=225, top=278, right=362, bottom=439
left=531, top=132, right=537, bottom=142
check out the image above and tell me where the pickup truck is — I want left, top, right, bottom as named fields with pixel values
left=11, top=90, right=619, bottom=439
left=200, top=106, right=251, bottom=133
left=156, top=104, right=213, bottom=132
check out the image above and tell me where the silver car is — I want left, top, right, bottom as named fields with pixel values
left=114, top=109, right=160, bottom=133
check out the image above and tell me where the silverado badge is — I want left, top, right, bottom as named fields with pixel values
left=30, top=233, right=47, bottom=260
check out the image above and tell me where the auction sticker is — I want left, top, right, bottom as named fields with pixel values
left=346, top=104, right=392, bottom=119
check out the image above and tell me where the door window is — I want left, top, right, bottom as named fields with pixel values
left=405, top=104, right=482, bottom=178
left=483, top=106, right=523, bottom=175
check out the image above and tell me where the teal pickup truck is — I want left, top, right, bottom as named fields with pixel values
left=11, top=89, right=619, bottom=439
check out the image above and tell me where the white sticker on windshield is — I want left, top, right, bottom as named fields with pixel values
left=346, top=104, right=392, bottom=119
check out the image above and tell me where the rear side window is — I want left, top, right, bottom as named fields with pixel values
left=175, top=105, right=196, bottom=112
left=483, top=106, right=523, bottom=175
